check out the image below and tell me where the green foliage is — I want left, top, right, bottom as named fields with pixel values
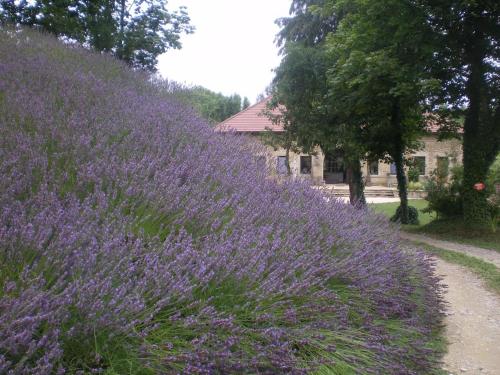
left=486, top=154, right=500, bottom=221
left=418, top=0, right=499, bottom=225
left=0, top=0, right=194, bottom=71
left=272, top=12, right=368, bottom=204
left=271, top=43, right=332, bottom=153
left=325, top=0, right=438, bottom=222
left=408, top=166, right=420, bottom=183
left=391, top=205, right=419, bottom=225
left=408, top=181, right=424, bottom=191
left=242, top=97, right=250, bottom=110
left=272, top=0, right=442, bottom=212
left=370, top=200, right=434, bottom=227
left=487, top=154, right=500, bottom=191
left=423, top=165, right=463, bottom=219
left=409, top=218, right=500, bottom=252
left=173, top=85, right=247, bottom=123
left=424, top=163, right=498, bottom=223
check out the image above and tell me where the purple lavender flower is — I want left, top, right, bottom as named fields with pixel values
left=0, top=27, right=444, bottom=374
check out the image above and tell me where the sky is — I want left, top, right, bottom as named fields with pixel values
left=157, top=0, right=291, bottom=104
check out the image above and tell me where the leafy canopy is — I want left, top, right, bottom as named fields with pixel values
left=0, top=0, right=194, bottom=71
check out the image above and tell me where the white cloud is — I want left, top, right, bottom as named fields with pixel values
left=157, top=0, right=290, bottom=103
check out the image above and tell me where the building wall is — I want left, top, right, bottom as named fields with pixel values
left=266, top=134, right=462, bottom=186
left=268, top=147, right=324, bottom=185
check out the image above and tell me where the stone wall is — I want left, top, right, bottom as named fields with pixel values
left=265, top=134, right=462, bottom=186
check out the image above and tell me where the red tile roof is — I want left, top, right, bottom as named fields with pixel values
left=216, top=97, right=284, bottom=132
left=216, top=98, right=462, bottom=135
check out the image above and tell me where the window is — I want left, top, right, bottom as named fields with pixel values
left=369, top=160, right=379, bottom=175
left=324, top=154, right=343, bottom=173
left=300, top=156, right=312, bottom=174
left=390, top=163, right=397, bottom=175
left=437, top=156, right=449, bottom=175
left=277, top=156, right=288, bottom=175
left=413, top=156, right=426, bottom=175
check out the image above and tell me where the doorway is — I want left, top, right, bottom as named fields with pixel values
left=323, top=151, right=345, bottom=184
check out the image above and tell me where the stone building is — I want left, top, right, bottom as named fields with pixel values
left=217, top=97, right=462, bottom=186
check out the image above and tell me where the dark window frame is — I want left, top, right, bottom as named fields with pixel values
left=300, top=155, right=312, bottom=175
left=413, top=156, right=426, bottom=176
left=369, top=160, right=379, bottom=175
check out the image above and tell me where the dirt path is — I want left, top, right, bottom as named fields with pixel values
left=434, top=258, right=500, bottom=374
left=401, top=232, right=500, bottom=268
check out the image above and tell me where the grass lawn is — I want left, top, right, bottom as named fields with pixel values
left=370, top=199, right=500, bottom=252
left=369, top=199, right=435, bottom=227
left=408, top=218, right=500, bottom=252
left=416, top=242, right=500, bottom=296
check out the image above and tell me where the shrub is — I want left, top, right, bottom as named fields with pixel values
left=486, top=155, right=500, bottom=224
left=408, top=181, right=424, bottom=191
left=487, top=154, right=500, bottom=188
left=0, top=28, right=444, bottom=374
left=423, top=165, right=463, bottom=219
left=391, top=205, right=420, bottom=225
left=407, top=165, right=420, bottom=183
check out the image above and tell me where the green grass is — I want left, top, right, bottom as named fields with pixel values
left=369, top=199, right=435, bottom=227
left=416, top=242, right=500, bottom=296
left=370, top=199, right=500, bottom=252
left=407, top=219, right=500, bottom=252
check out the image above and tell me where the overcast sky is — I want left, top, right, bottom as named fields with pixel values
left=157, top=0, right=291, bottom=104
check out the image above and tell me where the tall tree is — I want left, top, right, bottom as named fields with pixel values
left=242, top=97, right=251, bottom=110
left=322, top=0, right=439, bottom=223
left=273, top=0, right=439, bottom=214
left=417, top=0, right=499, bottom=226
left=173, top=86, right=248, bottom=124
left=0, top=0, right=194, bottom=71
left=271, top=42, right=367, bottom=205
left=272, top=0, right=367, bottom=205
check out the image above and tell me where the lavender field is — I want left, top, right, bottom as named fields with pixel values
left=0, top=29, right=444, bottom=374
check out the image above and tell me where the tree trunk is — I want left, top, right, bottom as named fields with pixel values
left=346, top=159, right=366, bottom=207
left=394, top=150, right=409, bottom=224
left=285, top=146, right=292, bottom=176
left=391, top=100, right=409, bottom=224
left=462, top=34, right=493, bottom=227
left=116, top=0, right=126, bottom=59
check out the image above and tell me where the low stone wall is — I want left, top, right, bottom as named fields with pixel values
left=408, top=190, right=427, bottom=199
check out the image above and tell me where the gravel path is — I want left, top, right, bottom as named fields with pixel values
left=434, top=258, right=500, bottom=375
left=401, top=232, right=500, bottom=268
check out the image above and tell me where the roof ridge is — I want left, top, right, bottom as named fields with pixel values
left=218, top=96, right=271, bottom=126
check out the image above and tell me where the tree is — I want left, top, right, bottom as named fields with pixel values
left=323, top=0, right=440, bottom=223
left=416, top=0, right=500, bottom=227
left=172, top=85, right=247, bottom=124
left=0, top=0, right=194, bottom=71
left=274, top=0, right=442, bottom=220
left=271, top=42, right=367, bottom=205
left=272, top=0, right=367, bottom=205
left=260, top=114, right=299, bottom=177
left=242, top=97, right=251, bottom=110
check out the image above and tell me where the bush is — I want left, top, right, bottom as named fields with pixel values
left=486, top=155, right=500, bottom=223
left=408, top=181, right=424, bottom=191
left=407, top=165, right=420, bottom=183
left=423, top=165, right=463, bottom=219
left=0, top=29, right=444, bottom=374
left=424, top=162, right=500, bottom=223
left=487, top=154, right=500, bottom=188
left=391, top=205, right=420, bottom=224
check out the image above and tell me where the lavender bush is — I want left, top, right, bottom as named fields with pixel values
left=0, top=28, right=444, bottom=374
